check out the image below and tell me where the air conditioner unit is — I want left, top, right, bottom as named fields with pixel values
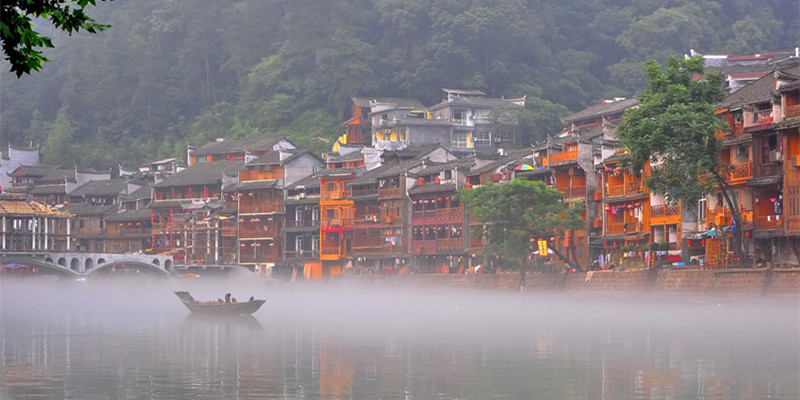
left=769, top=149, right=783, bottom=163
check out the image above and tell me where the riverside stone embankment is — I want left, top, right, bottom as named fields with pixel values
left=334, top=268, right=800, bottom=298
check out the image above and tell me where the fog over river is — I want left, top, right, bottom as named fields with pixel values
left=1, top=278, right=798, bottom=399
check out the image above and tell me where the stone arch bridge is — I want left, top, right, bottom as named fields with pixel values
left=0, top=252, right=174, bottom=278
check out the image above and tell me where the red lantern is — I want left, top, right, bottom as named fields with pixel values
left=604, top=206, right=611, bottom=211
left=634, top=203, right=641, bottom=208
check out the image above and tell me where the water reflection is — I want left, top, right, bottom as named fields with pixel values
left=1, top=282, right=797, bottom=399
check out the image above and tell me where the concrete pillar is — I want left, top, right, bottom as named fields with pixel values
left=66, top=219, right=71, bottom=251
left=44, top=217, right=49, bottom=250
left=31, top=217, right=36, bottom=251
left=215, top=222, right=220, bottom=264
left=2, top=216, right=6, bottom=250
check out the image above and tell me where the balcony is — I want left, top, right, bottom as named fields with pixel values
left=111, top=227, right=151, bottom=237
left=222, top=226, right=237, bottom=237
left=549, top=149, right=578, bottom=164
left=352, top=244, right=383, bottom=255
left=239, top=227, right=279, bottom=239
left=756, top=162, right=782, bottom=177
left=285, top=219, right=319, bottom=228
left=755, top=214, right=782, bottom=229
left=607, top=221, right=642, bottom=235
left=284, top=250, right=320, bottom=259
left=728, top=161, right=752, bottom=181
left=322, top=218, right=353, bottom=228
left=435, top=206, right=463, bottom=220
left=745, top=110, right=773, bottom=131
left=413, top=210, right=438, bottom=220
left=239, top=201, right=281, bottom=214
left=353, top=216, right=380, bottom=226
left=607, top=184, right=625, bottom=197
left=412, top=241, right=437, bottom=255
left=351, top=188, right=378, bottom=197
left=378, top=187, right=402, bottom=199
left=436, top=238, right=463, bottom=250
left=786, top=104, right=800, bottom=120
left=321, top=190, right=351, bottom=201
left=382, top=240, right=406, bottom=255
left=650, top=204, right=681, bottom=217
left=627, top=181, right=643, bottom=193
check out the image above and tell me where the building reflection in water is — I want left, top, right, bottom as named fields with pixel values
left=1, top=300, right=797, bottom=399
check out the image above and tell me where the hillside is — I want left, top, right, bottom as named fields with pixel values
left=1, top=0, right=797, bottom=169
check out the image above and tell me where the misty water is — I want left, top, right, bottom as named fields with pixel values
left=1, top=278, right=798, bottom=400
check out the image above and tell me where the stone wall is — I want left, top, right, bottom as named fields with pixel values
left=333, top=268, right=800, bottom=298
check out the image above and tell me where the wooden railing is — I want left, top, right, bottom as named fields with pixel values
left=239, top=201, right=281, bottom=214
left=352, top=244, right=383, bottom=254
left=285, top=219, right=319, bottom=228
left=378, top=187, right=402, bottom=199
left=320, top=245, right=342, bottom=256
left=413, top=210, right=438, bottom=220
left=351, top=188, right=378, bottom=197
left=755, top=215, right=782, bottom=229
left=322, top=218, right=352, bottom=227
left=607, top=221, right=641, bottom=235
left=746, top=110, right=772, bottom=128
left=728, top=161, right=752, bottom=181
left=353, top=217, right=381, bottom=226
left=650, top=204, right=681, bottom=217
left=549, top=149, right=578, bottom=163
left=321, top=190, right=351, bottom=201
left=436, top=238, right=462, bottom=250
left=412, top=241, right=437, bottom=255
left=382, top=240, right=405, bottom=254
left=284, top=250, right=320, bottom=259
left=435, top=206, right=463, bottom=220
left=627, top=181, right=642, bottom=193
left=564, top=185, right=586, bottom=198
left=786, top=104, right=800, bottom=120
left=757, top=163, right=782, bottom=177
left=222, top=226, right=237, bottom=237
left=607, top=185, right=625, bottom=197
left=607, top=221, right=624, bottom=235
left=239, top=227, right=279, bottom=238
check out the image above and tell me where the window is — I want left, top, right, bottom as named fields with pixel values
left=327, top=182, right=334, bottom=192
left=474, top=131, right=491, bottom=145
left=327, top=209, right=334, bottom=219
left=698, top=198, right=707, bottom=221
left=453, top=109, right=466, bottom=121
left=452, top=132, right=471, bottom=148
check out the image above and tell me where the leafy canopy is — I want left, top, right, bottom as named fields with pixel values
left=1, top=0, right=110, bottom=77
left=458, top=178, right=583, bottom=268
left=617, top=56, right=725, bottom=206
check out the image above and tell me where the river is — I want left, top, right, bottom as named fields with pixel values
left=1, top=279, right=798, bottom=399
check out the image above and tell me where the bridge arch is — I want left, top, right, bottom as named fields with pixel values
left=90, top=261, right=172, bottom=278
left=0, top=256, right=79, bottom=278
left=70, top=258, right=80, bottom=272
left=98, top=258, right=106, bottom=265
left=152, top=258, right=160, bottom=266
left=58, top=257, right=66, bottom=266
left=85, top=258, right=94, bottom=270
left=165, top=259, right=173, bottom=272
left=45, top=257, right=54, bottom=263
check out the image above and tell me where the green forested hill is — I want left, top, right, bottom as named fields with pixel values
left=1, top=0, right=796, bottom=169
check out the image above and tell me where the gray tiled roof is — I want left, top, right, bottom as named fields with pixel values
left=70, top=179, right=128, bottom=197
left=351, top=97, right=424, bottom=109
left=153, top=160, right=245, bottom=188
left=28, top=184, right=66, bottom=195
left=717, top=63, right=800, bottom=109
left=235, top=180, right=277, bottom=190
left=104, top=208, right=152, bottom=222
left=61, top=203, right=116, bottom=216
left=123, top=184, right=152, bottom=201
left=562, top=98, right=639, bottom=124
left=192, top=136, right=291, bottom=156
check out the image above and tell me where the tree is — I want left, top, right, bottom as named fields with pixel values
left=458, top=178, right=584, bottom=290
left=615, top=56, right=749, bottom=264
left=1, top=0, right=110, bottom=77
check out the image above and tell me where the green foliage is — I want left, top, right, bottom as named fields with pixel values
left=617, top=56, right=725, bottom=206
left=1, top=0, right=110, bottom=77
left=1, top=0, right=796, bottom=169
left=457, top=179, right=583, bottom=269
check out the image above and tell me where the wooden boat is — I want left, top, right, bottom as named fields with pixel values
left=174, top=291, right=265, bottom=315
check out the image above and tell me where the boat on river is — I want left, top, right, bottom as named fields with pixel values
left=174, top=291, right=265, bottom=315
